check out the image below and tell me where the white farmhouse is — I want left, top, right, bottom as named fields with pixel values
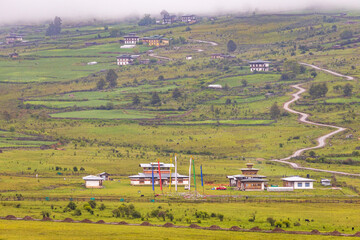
left=83, top=175, right=103, bottom=188
left=281, top=176, right=315, bottom=189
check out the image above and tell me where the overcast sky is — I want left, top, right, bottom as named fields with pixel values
left=0, top=0, right=359, bottom=24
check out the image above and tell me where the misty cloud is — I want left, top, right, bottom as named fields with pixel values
left=0, top=0, right=359, bottom=24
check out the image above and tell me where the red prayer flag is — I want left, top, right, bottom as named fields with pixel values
left=158, top=161, right=162, bottom=191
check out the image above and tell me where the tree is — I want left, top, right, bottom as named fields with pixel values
left=331, top=25, right=337, bottom=32
left=160, top=10, right=169, bottom=17
left=267, top=217, right=276, bottom=226
left=310, top=71, right=317, bottom=78
left=340, top=30, right=353, bottom=39
left=343, top=83, right=354, bottom=97
left=225, top=98, right=232, bottom=105
left=73, top=166, right=78, bottom=172
left=241, top=79, right=248, bottom=87
left=185, top=26, right=192, bottom=32
left=132, top=95, right=141, bottom=105
left=309, top=83, right=328, bottom=99
left=106, top=69, right=118, bottom=88
left=158, top=75, right=164, bottom=80
left=227, top=40, right=237, bottom=52
left=46, top=16, right=62, bottom=36
left=138, top=14, right=155, bottom=26
left=150, top=92, right=161, bottom=105
left=96, top=79, right=106, bottom=90
left=172, top=88, right=182, bottom=99
left=270, top=102, right=281, bottom=119
left=67, top=201, right=77, bottom=210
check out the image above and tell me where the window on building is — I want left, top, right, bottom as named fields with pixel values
left=297, top=182, right=302, bottom=187
left=305, top=182, right=310, bottom=187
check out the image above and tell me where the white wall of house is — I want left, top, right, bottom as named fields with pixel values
left=85, top=180, right=101, bottom=188
left=292, top=181, right=313, bottom=189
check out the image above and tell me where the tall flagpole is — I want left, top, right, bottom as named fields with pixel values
left=175, top=155, right=178, bottom=192
left=201, top=165, right=204, bottom=195
left=152, top=164, right=155, bottom=193
left=188, top=157, right=192, bottom=191
left=158, top=160, right=163, bottom=194
left=193, top=158, right=196, bottom=194
left=169, top=157, right=172, bottom=191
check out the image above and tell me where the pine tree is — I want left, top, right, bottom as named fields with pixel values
left=227, top=40, right=237, bottom=52
left=106, top=69, right=118, bottom=88
left=150, top=92, right=161, bottom=105
left=132, top=95, right=141, bottom=105
left=270, top=102, right=281, bottom=119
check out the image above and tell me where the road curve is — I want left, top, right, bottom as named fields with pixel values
left=192, top=39, right=219, bottom=46
left=272, top=64, right=360, bottom=177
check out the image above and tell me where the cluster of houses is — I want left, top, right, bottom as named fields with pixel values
left=123, top=33, right=169, bottom=46
left=162, top=14, right=197, bottom=25
left=83, top=162, right=330, bottom=191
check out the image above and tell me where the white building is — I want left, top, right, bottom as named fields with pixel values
left=321, top=179, right=331, bottom=186
left=281, top=176, right=315, bottom=189
left=98, top=172, right=110, bottom=181
left=83, top=175, right=103, bottom=188
left=208, top=84, right=222, bottom=89
left=249, top=60, right=270, bottom=72
left=186, top=56, right=192, bottom=60
left=123, top=33, right=139, bottom=45
left=116, top=55, right=134, bottom=66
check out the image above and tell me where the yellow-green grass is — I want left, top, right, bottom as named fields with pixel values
left=0, top=220, right=342, bottom=240
left=1, top=200, right=360, bottom=234
left=216, top=73, right=281, bottom=88
left=25, top=44, right=152, bottom=57
left=0, top=57, right=111, bottom=83
left=50, top=109, right=181, bottom=119
left=23, top=100, right=124, bottom=108
left=206, top=95, right=266, bottom=105
left=168, top=119, right=273, bottom=125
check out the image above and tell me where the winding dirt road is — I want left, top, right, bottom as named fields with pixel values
left=272, top=63, right=360, bottom=177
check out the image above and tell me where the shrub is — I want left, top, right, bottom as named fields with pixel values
left=218, top=214, right=224, bottom=221
left=99, top=203, right=106, bottom=211
left=283, top=220, right=291, bottom=228
left=41, top=211, right=50, bottom=218
left=275, top=221, right=282, bottom=227
left=88, top=200, right=96, bottom=209
left=294, top=222, right=301, bottom=226
left=67, top=201, right=77, bottom=210
left=73, top=209, right=82, bottom=216
left=267, top=217, right=276, bottom=226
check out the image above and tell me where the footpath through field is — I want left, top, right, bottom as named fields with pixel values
left=271, top=63, right=360, bottom=177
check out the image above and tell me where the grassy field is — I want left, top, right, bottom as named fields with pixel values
left=1, top=220, right=346, bottom=240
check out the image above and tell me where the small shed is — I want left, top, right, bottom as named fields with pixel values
left=98, top=172, right=111, bottom=181
left=282, top=176, right=316, bottom=189
left=321, top=179, right=331, bottom=186
left=83, top=175, right=103, bottom=188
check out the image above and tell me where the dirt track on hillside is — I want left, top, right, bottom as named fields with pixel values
left=272, top=63, right=360, bottom=177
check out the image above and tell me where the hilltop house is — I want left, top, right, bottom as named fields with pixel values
left=123, top=33, right=139, bottom=45
left=83, top=175, right=103, bottom=188
left=282, top=176, right=315, bottom=189
left=181, top=15, right=197, bottom=24
left=129, top=162, right=189, bottom=186
left=227, top=163, right=268, bottom=191
left=142, top=35, right=169, bottom=47
left=249, top=60, right=270, bottom=72
left=5, top=34, right=23, bottom=44
left=163, top=14, right=177, bottom=24
left=116, top=55, right=135, bottom=66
